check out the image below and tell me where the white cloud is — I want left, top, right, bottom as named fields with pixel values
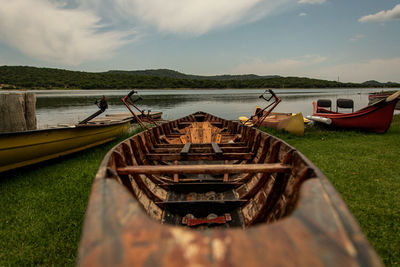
left=108, top=0, right=292, bottom=35
left=232, top=56, right=400, bottom=82
left=298, top=0, right=326, bottom=4
left=299, top=13, right=307, bottom=16
left=0, top=0, right=129, bottom=65
left=359, top=4, right=400, bottom=23
left=349, top=34, right=365, bottom=42
left=0, top=0, right=296, bottom=65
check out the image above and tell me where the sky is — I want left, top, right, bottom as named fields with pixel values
left=0, top=0, right=399, bottom=83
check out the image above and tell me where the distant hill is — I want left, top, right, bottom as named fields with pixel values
left=107, top=69, right=280, bottom=80
left=362, top=80, right=400, bottom=87
left=362, top=80, right=383, bottom=86
left=0, top=65, right=399, bottom=90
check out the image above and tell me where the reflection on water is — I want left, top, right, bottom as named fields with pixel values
left=4, top=88, right=398, bottom=128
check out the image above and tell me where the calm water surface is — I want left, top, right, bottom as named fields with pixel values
left=6, top=88, right=398, bottom=128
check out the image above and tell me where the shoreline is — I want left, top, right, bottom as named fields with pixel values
left=2, top=87, right=400, bottom=92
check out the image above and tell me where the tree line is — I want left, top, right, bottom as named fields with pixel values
left=1, top=66, right=398, bottom=90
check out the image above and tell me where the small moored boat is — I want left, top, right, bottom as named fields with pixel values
left=78, top=111, right=381, bottom=266
left=0, top=97, right=131, bottom=173
left=308, top=91, right=400, bottom=133
left=240, top=90, right=307, bottom=135
left=0, top=119, right=131, bottom=173
left=240, top=110, right=308, bottom=136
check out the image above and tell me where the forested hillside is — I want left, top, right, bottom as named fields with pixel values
left=0, top=66, right=398, bottom=89
left=107, top=69, right=280, bottom=80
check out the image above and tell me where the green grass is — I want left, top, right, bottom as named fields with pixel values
left=0, top=132, right=138, bottom=266
left=261, top=115, right=400, bottom=266
left=0, top=119, right=399, bottom=266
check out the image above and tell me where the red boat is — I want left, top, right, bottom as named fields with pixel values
left=309, top=91, right=400, bottom=133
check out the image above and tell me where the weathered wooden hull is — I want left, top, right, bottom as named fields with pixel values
left=0, top=121, right=131, bottom=172
left=312, top=97, right=399, bottom=133
left=79, top=112, right=381, bottom=266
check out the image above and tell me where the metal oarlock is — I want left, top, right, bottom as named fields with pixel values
left=78, top=96, right=108, bottom=125
left=242, top=89, right=281, bottom=128
left=122, top=90, right=159, bottom=130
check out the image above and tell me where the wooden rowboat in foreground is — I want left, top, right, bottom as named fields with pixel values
left=79, top=111, right=381, bottom=266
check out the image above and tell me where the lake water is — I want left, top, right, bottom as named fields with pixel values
left=4, top=88, right=398, bottom=128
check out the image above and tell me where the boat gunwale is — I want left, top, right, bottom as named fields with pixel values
left=0, top=119, right=131, bottom=137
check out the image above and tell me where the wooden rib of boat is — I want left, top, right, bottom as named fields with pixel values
left=309, top=91, right=400, bottom=133
left=0, top=119, right=131, bottom=173
left=78, top=111, right=381, bottom=266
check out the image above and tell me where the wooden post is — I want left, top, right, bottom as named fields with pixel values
left=0, top=92, right=37, bottom=133
left=0, top=93, right=26, bottom=132
left=24, top=92, right=37, bottom=130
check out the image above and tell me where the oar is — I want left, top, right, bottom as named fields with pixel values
left=386, top=90, right=400, bottom=102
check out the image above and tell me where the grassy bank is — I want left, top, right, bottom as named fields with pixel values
left=261, top=115, right=400, bottom=266
left=1, top=118, right=399, bottom=266
left=0, top=133, right=137, bottom=266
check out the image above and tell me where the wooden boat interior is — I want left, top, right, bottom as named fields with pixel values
left=105, top=111, right=316, bottom=228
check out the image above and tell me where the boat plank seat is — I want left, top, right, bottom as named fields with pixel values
left=180, top=142, right=191, bottom=155
left=146, top=153, right=254, bottom=161
left=211, top=142, right=223, bottom=155
left=164, top=182, right=237, bottom=192
left=117, top=163, right=291, bottom=175
left=156, top=199, right=247, bottom=216
left=156, top=199, right=247, bottom=205
left=150, top=146, right=249, bottom=154
left=165, top=133, right=236, bottom=139
left=152, top=142, right=247, bottom=148
left=166, top=134, right=189, bottom=138
left=178, top=121, right=223, bottom=127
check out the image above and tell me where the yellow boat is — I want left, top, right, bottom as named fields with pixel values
left=240, top=108, right=309, bottom=136
left=0, top=120, right=131, bottom=173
